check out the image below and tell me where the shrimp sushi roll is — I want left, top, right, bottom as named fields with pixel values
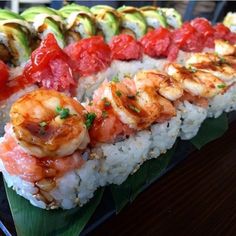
left=166, top=63, right=225, bottom=139
left=185, top=41, right=236, bottom=118
left=86, top=72, right=182, bottom=185
left=0, top=89, right=101, bottom=209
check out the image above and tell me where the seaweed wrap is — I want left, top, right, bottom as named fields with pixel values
left=91, top=5, right=121, bottom=42
left=140, top=6, right=168, bottom=30
left=21, top=6, right=65, bottom=48
left=117, top=6, right=147, bottom=39
left=160, top=8, right=182, bottom=28
left=0, top=9, right=32, bottom=65
left=59, top=3, right=96, bottom=43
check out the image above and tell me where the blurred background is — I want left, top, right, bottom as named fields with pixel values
left=1, top=0, right=236, bottom=23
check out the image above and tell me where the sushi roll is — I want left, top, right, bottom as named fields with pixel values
left=59, top=4, right=96, bottom=43
left=140, top=6, right=168, bottom=30
left=160, top=8, right=182, bottom=28
left=195, top=39, right=236, bottom=118
left=117, top=6, right=147, bottom=39
left=223, top=12, right=236, bottom=32
left=166, top=63, right=225, bottom=139
left=86, top=72, right=182, bottom=185
left=0, top=9, right=32, bottom=65
left=0, top=74, right=182, bottom=207
left=0, top=89, right=101, bottom=209
left=90, top=5, right=121, bottom=42
left=21, top=6, right=65, bottom=48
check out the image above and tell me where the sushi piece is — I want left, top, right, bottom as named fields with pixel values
left=117, top=6, right=147, bottom=39
left=223, top=12, right=236, bottom=32
left=90, top=5, right=121, bottom=42
left=140, top=6, right=168, bottom=30
left=21, top=6, right=65, bottom=48
left=0, top=89, right=100, bottom=209
left=0, top=9, right=32, bottom=65
left=87, top=74, right=181, bottom=185
left=185, top=52, right=236, bottom=85
left=160, top=8, right=182, bottom=28
left=0, top=73, right=182, bottom=208
left=59, top=4, right=96, bottom=43
left=0, top=33, right=75, bottom=135
left=166, top=63, right=225, bottom=139
left=194, top=40, right=236, bottom=118
left=2, top=37, right=236, bottom=208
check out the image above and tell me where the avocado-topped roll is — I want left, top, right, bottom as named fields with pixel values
left=59, top=4, right=96, bottom=43
left=91, top=5, right=120, bottom=42
left=0, top=9, right=31, bottom=65
left=140, top=6, right=168, bottom=30
left=223, top=12, right=236, bottom=32
left=117, top=6, right=147, bottom=39
left=21, top=6, right=65, bottom=48
left=160, top=8, right=182, bottom=29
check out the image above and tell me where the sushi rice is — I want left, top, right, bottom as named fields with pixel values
left=1, top=44, right=236, bottom=210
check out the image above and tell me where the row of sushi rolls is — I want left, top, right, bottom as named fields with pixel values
left=0, top=4, right=236, bottom=210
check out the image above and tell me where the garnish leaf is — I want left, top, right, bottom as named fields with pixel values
left=102, top=97, right=111, bottom=106
left=56, top=106, right=70, bottom=119
left=188, top=66, right=197, bottom=73
left=39, top=121, right=47, bottom=127
left=217, top=84, right=226, bottom=89
left=115, top=90, right=122, bottom=97
left=85, top=112, right=96, bottom=129
left=102, top=110, right=108, bottom=118
left=111, top=75, right=119, bottom=83
left=4, top=181, right=104, bottom=236
left=128, top=104, right=140, bottom=113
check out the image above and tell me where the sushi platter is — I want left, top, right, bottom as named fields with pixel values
left=1, top=3, right=236, bottom=236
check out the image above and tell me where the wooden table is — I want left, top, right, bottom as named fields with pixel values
left=91, top=121, right=236, bottom=236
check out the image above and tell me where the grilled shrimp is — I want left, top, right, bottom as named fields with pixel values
left=95, top=81, right=154, bottom=129
left=134, top=70, right=183, bottom=101
left=185, top=53, right=236, bottom=83
left=214, top=39, right=236, bottom=56
left=166, top=63, right=226, bottom=98
left=10, top=89, right=89, bottom=158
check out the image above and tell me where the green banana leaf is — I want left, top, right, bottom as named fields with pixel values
left=111, top=147, right=176, bottom=213
left=4, top=182, right=104, bottom=236
left=191, top=113, right=228, bottom=149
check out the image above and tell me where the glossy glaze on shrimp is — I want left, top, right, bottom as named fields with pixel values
left=185, top=52, right=236, bottom=83
left=166, top=63, right=226, bottom=98
left=10, top=89, right=89, bottom=158
left=214, top=39, right=236, bottom=56
left=134, top=70, right=183, bottom=101
left=87, top=74, right=178, bottom=144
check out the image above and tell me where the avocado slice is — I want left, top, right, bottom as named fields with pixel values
left=140, top=6, right=168, bottom=29
left=117, top=6, right=147, bottom=39
left=91, top=5, right=121, bottom=42
left=21, top=6, right=65, bottom=48
left=160, top=8, right=182, bottom=28
left=0, top=24, right=30, bottom=65
left=59, top=3, right=95, bottom=41
left=0, top=9, right=31, bottom=65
